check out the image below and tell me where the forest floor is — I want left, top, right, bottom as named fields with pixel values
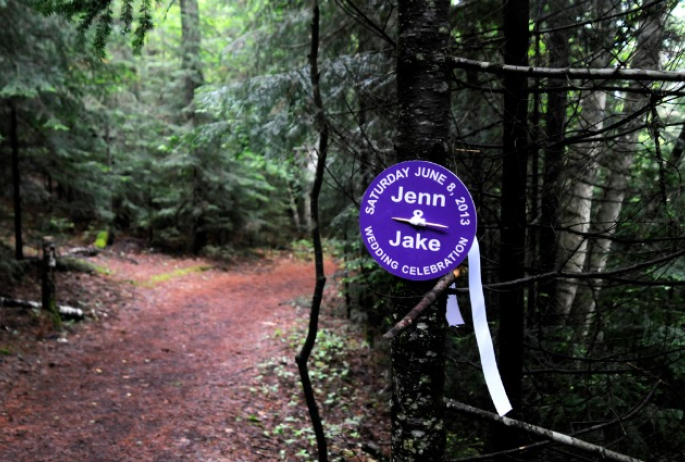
left=0, top=242, right=390, bottom=462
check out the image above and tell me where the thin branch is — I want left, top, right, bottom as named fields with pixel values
left=451, top=56, right=685, bottom=82
left=383, top=247, right=685, bottom=339
left=382, top=271, right=455, bottom=339
left=445, top=400, right=646, bottom=462
left=332, top=0, right=396, bottom=47
left=294, top=1, right=329, bottom=461
left=446, top=381, right=660, bottom=461
left=484, top=246, right=685, bottom=291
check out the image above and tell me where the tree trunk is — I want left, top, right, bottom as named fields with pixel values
left=554, top=89, right=607, bottom=317
left=179, top=0, right=207, bottom=254
left=553, top=0, right=613, bottom=318
left=536, top=0, right=572, bottom=323
left=571, top=2, right=668, bottom=339
left=497, top=0, right=529, bottom=420
left=9, top=99, right=23, bottom=261
left=180, top=0, right=203, bottom=120
left=392, top=0, right=450, bottom=460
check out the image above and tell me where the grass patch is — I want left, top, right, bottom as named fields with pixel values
left=58, top=257, right=111, bottom=275
left=136, top=265, right=212, bottom=287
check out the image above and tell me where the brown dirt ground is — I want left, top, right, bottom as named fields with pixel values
left=0, top=245, right=389, bottom=462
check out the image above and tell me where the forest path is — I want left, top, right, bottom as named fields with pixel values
left=0, top=250, right=346, bottom=462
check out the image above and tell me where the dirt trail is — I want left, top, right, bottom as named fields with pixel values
left=0, top=251, right=350, bottom=462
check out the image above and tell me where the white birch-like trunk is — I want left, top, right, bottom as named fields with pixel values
left=553, top=0, right=613, bottom=317
left=554, top=90, right=607, bottom=316
left=571, top=2, right=667, bottom=338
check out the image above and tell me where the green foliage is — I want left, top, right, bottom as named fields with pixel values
left=0, top=0, right=116, bottom=245
left=3, top=0, right=685, bottom=459
left=135, top=264, right=211, bottom=287
left=254, top=321, right=376, bottom=461
left=33, top=0, right=153, bottom=56
left=93, top=231, right=109, bottom=249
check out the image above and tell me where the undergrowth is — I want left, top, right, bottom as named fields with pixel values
left=249, top=315, right=388, bottom=461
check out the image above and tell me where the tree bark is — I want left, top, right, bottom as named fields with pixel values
left=537, top=0, right=571, bottom=320
left=392, top=0, right=450, bottom=460
left=179, top=0, right=203, bottom=120
left=571, top=1, right=668, bottom=340
left=0, top=297, right=84, bottom=320
left=497, top=0, right=529, bottom=420
left=179, top=0, right=207, bottom=254
left=553, top=0, right=612, bottom=318
left=10, top=99, right=23, bottom=261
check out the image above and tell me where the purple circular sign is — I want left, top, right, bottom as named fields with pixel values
left=359, top=161, right=477, bottom=281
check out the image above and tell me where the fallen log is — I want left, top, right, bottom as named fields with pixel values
left=0, top=296, right=85, bottom=320
left=65, top=246, right=99, bottom=257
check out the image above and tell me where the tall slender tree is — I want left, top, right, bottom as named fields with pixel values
left=9, top=99, right=23, bottom=260
left=498, top=0, right=529, bottom=419
left=553, top=0, right=615, bottom=318
left=392, top=0, right=450, bottom=460
left=572, top=1, right=669, bottom=340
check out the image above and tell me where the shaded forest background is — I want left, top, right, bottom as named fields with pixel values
left=3, top=0, right=685, bottom=460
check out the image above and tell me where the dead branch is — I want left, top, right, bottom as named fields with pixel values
left=65, top=247, right=100, bottom=257
left=446, top=381, right=660, bottom=461
left=483, top=246, right=685, bottom=291
left=383, top=247, right=685, bottom=340
left=451, top=56, right=685, bottom=83
left=445, top=400, right=644, bottom=462
left=382, top=271, right=455, bottom=339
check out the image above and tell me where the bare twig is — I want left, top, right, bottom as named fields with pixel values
left=445, top=400, right=646, bottom=462
left=451, top=56, right=685, bottom=82
left=446, top=381, right=661, bottom=461
left=383, top=247, right=685, bottom=339
left=382, top=271, right=455, bottom=339
left=484, top=246, right=685, bottom=291
left=294, top=1, right=329, bottom=461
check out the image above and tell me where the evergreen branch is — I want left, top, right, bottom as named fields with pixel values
left=94, top=7, right=113, bottom=57
left=120, top=0, right=134, bottom=33
left=132, top=0, right=154, bottom=53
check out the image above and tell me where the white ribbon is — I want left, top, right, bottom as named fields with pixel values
left=446, top=282, right=465, bottom=326
left=446, top=238, right=512, bottom=416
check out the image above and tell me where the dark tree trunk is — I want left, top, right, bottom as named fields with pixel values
left=9, top=99, right=23, bottom=261
left=496, top=0, right=529, bottom=445
left=537, top=0, right=570, bottom=318
left=393, top=1, right=450, bottom=460
left=180, top=0, right=207, bottom=254
left=180, top=0, right=203, bottom=119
